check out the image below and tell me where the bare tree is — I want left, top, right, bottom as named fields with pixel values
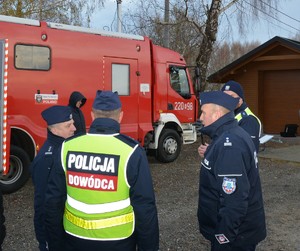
left=196, top=0, right=222, bottom=91
left=0, top=0, right=105, bottom=27
left=209, top=40, right=261, bottom=75
left=123, top=0, right=280, bottom=91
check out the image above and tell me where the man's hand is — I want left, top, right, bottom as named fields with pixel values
left=198, top=143, right=209, bottom=158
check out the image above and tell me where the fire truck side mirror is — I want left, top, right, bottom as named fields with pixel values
left=194, top=65, right=201, bottom=94
left=195, top=66, right=200, bottom=78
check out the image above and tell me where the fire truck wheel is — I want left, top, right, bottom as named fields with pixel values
left=0, top=146, right=31, bottom=194
left=157, top=129, right=182, bottom=163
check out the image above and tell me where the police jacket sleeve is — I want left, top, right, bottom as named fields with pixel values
left=213, top=144, right=250, bottom=247
left=239, top=116, right=260, bottom=151
left=127, top=146, right=160, bottom=251
left=44, top=152, right=67, bottom=251
left=0, top=190, right=5, bottom=248
left=31, top=156, right=52, bottom=251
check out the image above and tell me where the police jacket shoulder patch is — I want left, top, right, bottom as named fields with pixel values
left=222, top=177, right=236, bottom=194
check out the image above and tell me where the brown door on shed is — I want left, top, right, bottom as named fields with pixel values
left=262, top=70, right=300, bottom=134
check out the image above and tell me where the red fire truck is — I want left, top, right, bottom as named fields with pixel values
left=0, top=14, right=199, bottom=193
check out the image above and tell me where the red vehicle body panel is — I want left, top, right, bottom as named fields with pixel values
left=0, top=15, right=198, bottom=192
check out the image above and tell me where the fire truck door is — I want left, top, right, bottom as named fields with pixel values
left=168, top=65, right=196, bottom=122
left=103, top=57, right=139, bottom=139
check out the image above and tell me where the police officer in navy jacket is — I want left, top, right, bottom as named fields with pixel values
left=197, top=91, right=266, bottom=251
left=44, top=91, right=159, bottom=251
left=221, top=80, right=261, bottom=152
left=199, top=81, right=262, bottom=158
left=31, top=106, right=76, bottom=251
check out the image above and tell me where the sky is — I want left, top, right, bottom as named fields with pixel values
left=90, top=0, right=300, bottom=44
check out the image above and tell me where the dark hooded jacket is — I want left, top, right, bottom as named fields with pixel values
left=68, top=92, right=86, bottom=135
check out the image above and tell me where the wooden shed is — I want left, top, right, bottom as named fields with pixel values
left=208, top=36, right=300, bottom=134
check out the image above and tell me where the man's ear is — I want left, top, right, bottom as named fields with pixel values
left=238, top=98, right=243, bottom=107
left=119, top=111, right=124, bottom=123
left=214, top=105, right=225, bottom=119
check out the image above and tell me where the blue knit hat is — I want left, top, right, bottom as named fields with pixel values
left=199, top=91, right=239, bottom=111
left=92, top=90, right=121, bottom=111
left=221, top=80, right=244, bottom=100
left=42, top=105, right=73, bottom=126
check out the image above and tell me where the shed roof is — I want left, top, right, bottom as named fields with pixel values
left=208, top=36, right=300, bottom=82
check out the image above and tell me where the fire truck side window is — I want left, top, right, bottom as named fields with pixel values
left=112, top=64, right=130, bottom=95
left=170, top=66, right=190, bottom=97
left=15, top=44, right=50, bottom=70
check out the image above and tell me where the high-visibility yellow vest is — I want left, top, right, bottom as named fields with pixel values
left=61, top=133, right=137, bottom=241
left=235, top=107, right=262, bottom=137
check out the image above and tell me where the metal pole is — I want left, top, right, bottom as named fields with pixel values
left=164, top=0, right=170, bottom=48
left=117, top=0, right=122, bottom=32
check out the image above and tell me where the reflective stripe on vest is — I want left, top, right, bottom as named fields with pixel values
left=65, top=209, right=134, bottom=230
left=235, top=107, right=262, bottom=137
left=61, top=133, right=137, bottom=240
left=66, top=195, right=131, bottom=214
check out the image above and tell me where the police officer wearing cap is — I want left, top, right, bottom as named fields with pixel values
left=44, top=90, right=159, bottom=251
left=199, top=81, right=262, bottom=158
left=221, top=80, right=262, bottom=152
left=197, top=91, right=266, bottom=251
left=31, top=105, right=76, bottom=251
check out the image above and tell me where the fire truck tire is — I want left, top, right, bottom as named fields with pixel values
left=157, top=129, right=182, bottom=163
left=0, top=146, right=31, bottom=194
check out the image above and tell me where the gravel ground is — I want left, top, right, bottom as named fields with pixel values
left=2, top=138, right=300, bottom=251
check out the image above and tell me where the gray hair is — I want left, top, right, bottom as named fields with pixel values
left=92, top=108, right=121, bottom=121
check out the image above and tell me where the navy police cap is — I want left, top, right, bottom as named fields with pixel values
left=199, top=91, right=239, bottom=111
left=221, top=80, right=244, bottom=100
left=92, top=90, right=121, bottom=111
left=41, top=105, right=73, bottom=126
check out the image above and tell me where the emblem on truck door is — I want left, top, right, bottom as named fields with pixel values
left=35, top=93, right=58, bottom=104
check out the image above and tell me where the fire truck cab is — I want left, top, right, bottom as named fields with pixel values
left=0, top=15, right=199, bottom=193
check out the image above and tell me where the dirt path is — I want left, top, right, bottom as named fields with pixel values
left=149, top=142, right=300, bottom=251
left=2, top=140, right=300, bottom=250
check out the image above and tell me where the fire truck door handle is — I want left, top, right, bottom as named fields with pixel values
left=168, top=103, right=174, bottom=110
